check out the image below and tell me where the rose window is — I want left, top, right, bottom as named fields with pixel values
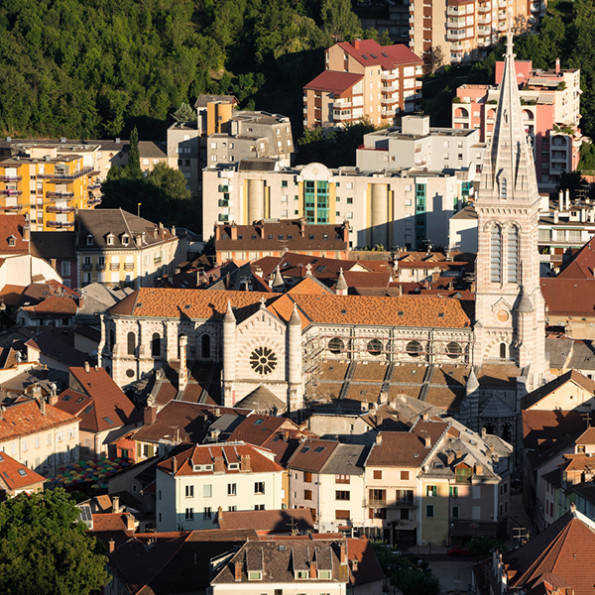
left=249, top=346, right=278, bottom=375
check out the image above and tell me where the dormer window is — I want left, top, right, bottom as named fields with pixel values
left=86, top=234, right=94, bottom=246
left=121, top=234, right=130, bottom=246
left=7, top=236, right=16, bottom=247
left=295, top=571, right=309, bottom=579
left=228, top=463, right=240, bottom=470
left=318, top=570, right=331, bottom=580
left=106, top=234, right=115, bottom=246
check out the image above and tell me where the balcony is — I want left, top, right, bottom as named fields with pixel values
left=0, top=176, right=22, bottom=182
left=97, top=263, right=106, bottom=271
left=446, top=30, right=470, bottom=41
left=0, top=189, right=22, bottom=196
left=46, top=205, right=74, bottom=213
left=2, top=205, right=22, bottom=212
left=47, top=220, right=74, bottom=229
left=38, top=167, right=99, bottom=182
left=87, top=197, right=102, bottom=206
left=478, top=3, right=492, bottom=12
left=153, top=256, right=162, bottom=264
left=82, top=263, right=92, bottom=271
left=124, top=263, right=134, bottom=271
left=46, top=191, right=75, bottom=199
left=478, top=15, right=492, bottom=24
left=109, top=263, right=120, bottom=271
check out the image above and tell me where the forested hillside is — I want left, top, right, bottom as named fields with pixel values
left=0, top=0, right=364, bottom=140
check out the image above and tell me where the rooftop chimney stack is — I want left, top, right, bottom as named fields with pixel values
left=84, top=361, right=90, bottom=373
left=178, top=335, right=188, bottom=394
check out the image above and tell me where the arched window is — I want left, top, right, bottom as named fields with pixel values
left=127, top=332, right=135, bottom=356
left=490, top=225, right=502, bottom=283
left=507, top=226, right=519, bottom=284
left=328, top=337, right=344, bottom=354
left=201, top=334, right=211, bottom=358
left=500, top=342, right=507, bottom=359
left=367, top=339, right=383, bottom=356
left=109, top=329, right=115, bottom=352
left=446, top=341, right=462, bottom=359
left=406, top=340, right=422, bottom=357
left=151, top=333, right=161, bottom=357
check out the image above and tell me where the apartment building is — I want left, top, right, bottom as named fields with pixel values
left=167, top=95, right=294, bottom=197
left=203, top=160, right=471, bottom=249
left=75, top=209, right=181, bottom=288
left=409, top=0, right=542, bottom=65
left=303, top=39, right=422, bottom=129
left=155, top=442, right=284, bottom=531
left=357, top=114, right=483, bottom=175
left=453, top=60, right=585, bottom=190
left=0, top=148, right=100, bottom=232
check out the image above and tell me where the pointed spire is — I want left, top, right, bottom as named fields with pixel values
left=466, top=368, right=479, bottom=395
left=289, top=303, right=301, bottom=326
left=273, top=266, right=284, bottom=289
left=517, top=286, right=534, bottom=313
left=477, top=29, right=539, bottom=205
left=224, top=300, right=235, bottom=322
left=336, top=267, right=348, bottom=295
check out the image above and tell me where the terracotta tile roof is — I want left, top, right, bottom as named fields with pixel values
left=557, top=234, right=595, bottom=279
left=342, top=271, right=392, bottom=290
left=90, top=512, right=135, bottom=548
left=337, top=40, right=421, bottom=68
left=352, top=362, right=390, bottom=382
left=424, top=386, right=466, bottom=411
left=478, top=364, right=522, bottom=387
left=253, top=252, right=361, bottom=280
left=522, top=410, right=584, bottom=453
left=346, top=537, right=385, bottom=586
left=157, top=442, right=283, bottom=477
left=366, top=430, right=430, bottom=467
left=218, top=508, right=314, bottom=533
left=0, top=214, right=30, bottom=255
left=289, top=294, right=470, bottom=328
left=109, top=288, right=275, bottom=320
left=503, top=509, right=595, bottom=594
left=560, top=453, right=595, bottom=472
left=0, top=400, right=78, bottom=441
left=133, top=401, right=248, bottom=444
left=259, top=429, right=305, bottom=467
left=541, top=278, right=595, bottom=317
left=522, top=370, right=595, bottom=410
left=58, top=366, right=136, bottom=432
left=0, top=450, right=45, bottom=491
left=345, top=383, right=382, bottom=403
left=287, top=438, right=338, bottom=472
left=227, top=415, right=298, bottom=446
left=304, top=71, right=363, bottom=95
left=576, top=427, right=595, bottom=445
left=316, top=362, right=349, bottom=381
left=20, top=295, right=78, bottom=318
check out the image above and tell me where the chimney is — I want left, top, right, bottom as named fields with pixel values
left=351, top=559, right=359, bottom=572
left=125, top=513, right=135, bottom=532
left=310, top=561, right=317, bottom=579
left=178, top=335, right=188, bottom=393
left=84, top=361, right=90, bottom=373
left=481, top=427, right=487, bottom=439
left=39, top=398, right=46, bottom=416
left=447, top=451, right=454, bottom=465
left=424, top=436, right=431, bottom=448
left=112, top=496, right=120, bottom=513
left=214, top=456, right=225, bottom=473
left=153, top=225, right=159, bottom=239
left=143, top=406, right=157, bottom=425
left=0, top=406, right=4, bottom=421
left=299, top=217, right=306, bottom=237
left=172, top=456, right=178, bottom=474
left=475, top=463, right=483, bottom=475
left=32, top=384, right=42, bottom=400
left=565, top=188, right=570, bottom=210
left=555, top=57, right=561, bottom=74
left=553, top=211, right=559, bottom=224
left=230, top=222, right=238, bottom=240
left=48, top=392, right=58, bottom=407
left=234, top=560, right=242, bottom=582
left=559, top=189, right=564, bottom=211
left=109, top=539, right=115, bottom=553
left=455, top=449, right=462, bottom=459
left=353, top=39, right=361, bottom=50
left=22, top=223, right=30, bottom=242
left=375, top=433, right=383, bottom=446
left=340, top=541, right=347, bottom=564
left=171, top=225, right=176, bottom=237
left=240, top=454, right=251, bottom=472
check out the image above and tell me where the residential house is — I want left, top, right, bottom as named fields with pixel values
left=30, top=231, right=77, bottom=288
left=0, top=450, right=45, bottom=498
left=0, top=398, right=79, bottom=475
left=54, top=364, right=138, bottom=459
left=155, top=441, right=284, bottom=531
left=75, top=208, right=181, bottom=288
left=217, top=508, right=314, bottom=535
left=303, top=39, right=422, bottom=129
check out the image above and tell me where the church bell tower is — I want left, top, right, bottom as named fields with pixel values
left=473, top=33, right=547, bottom=390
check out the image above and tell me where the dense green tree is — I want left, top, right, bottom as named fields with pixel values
left=321, top=0, right=362, bottom=41
left=148, top=162, right=192, bottom=201
left=0, top=489, right=109, bottom=595
left=127, top=126, right=142, bottom=178
left=171, top=102, right=196, bottom=122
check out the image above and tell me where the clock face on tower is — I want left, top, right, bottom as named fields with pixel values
left=497, top=310, right=510, bottom=322
left=249, top=346, right=278, bottom=375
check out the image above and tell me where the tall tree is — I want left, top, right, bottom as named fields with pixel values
left=0, top=489, right=109, bottom=595
left=321, top=0, right=362, bottom=41
left=127, top=126, right=142, bottom=179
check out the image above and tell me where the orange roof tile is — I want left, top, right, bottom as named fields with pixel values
left=0, top=400, right=78, bottom=441
left=0, top=450, right=45, bottom=490
left=0, top=214, right=30, bottom=255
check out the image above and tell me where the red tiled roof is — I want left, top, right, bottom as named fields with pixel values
left=218, top=508, right=314, bottom=533
left=558, top=235, right=595, bottom=279
left=20, top=295, right=78, bottom=318
left=304, top=71, right=363, bottom=95
left=541, top=278, right=595, bottom=317
left=90, top=512, right=135, bottom=548
left=337, top=40, right=421, bottom=68
left=157, top=442, right=283, bottom=476
left=346, top=537, right=385, bottom=586
left=0, top=400, right=78, bottom=441
left=366, top=431, right=430, bottom=467
left=227, top=415, right=297, bottom=446
left=0, top=214, right=30, bottom=255
left=0, top=450, right=45, bottom=491
left=286, top=438, right=338, bottom=472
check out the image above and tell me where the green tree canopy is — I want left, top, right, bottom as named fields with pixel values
left=0, top=489, right=109, bottom=595
left=127, top=126, right=142, bottom=179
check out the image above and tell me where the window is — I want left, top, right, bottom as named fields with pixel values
left=254, top=504, right=265, bottom=510
left=318, top=570, right=332, bottom=580
left=248, top=571, right=263, bottom=581
left=369, top=489, right=386, bottom=504
left=335, top=491, right=350, bottom=501
left=61, top=261, right=71, bottom=276
left=400, top=470, right=409, bottom=480
left=507, top=225, right=519, bottom=283
left=335, top=510, right=350, bottom=520
left=185, top=508, right=194, bottom=520
left=426, top=504, right=434, bottom=517
left=86, top=234, right=94, bottom=246
left=185, top=485, right=194, bottom=498
left=203, top=484, right=212, bottom=497
left=450, top=486, right=459, bottom=497
left=201, top=334, right=211, bottom=358
left=490, top=225, right=502, bottom=283
left=455, top=465, right=472, bottom=484
left=151, top=333, right=161, bottom=357
left=254, top=482, right=265, bottom=495
left=426, top=485, right=437, bottom=497
left=367, top=339, right=383, bottom=356
left=328, top=337, right=344, bottom=354
left=295, top=571, right=309, bottom=579
left=452, top=506, right=459, bottom=518
left=107, top=235, right=114, bottom=245
left=127, top=332, right=135, bottom=356
left=396, top=489, right=413, bottom=502
left=228, top=506, right=237, bottom=511
left=406, top=340, right=422, bottom=357
left=304, top=489, right=312, bottom=500
left=228, top=483, right=237, bottom=496
left=373, top=470, right=382, bottom=480
left=304, top=471, right=312, bottom=483
left=335, top=474, right=350, bottom=484
left=203, top=507, right=212, bottom=519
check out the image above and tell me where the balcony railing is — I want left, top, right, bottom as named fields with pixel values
left=0, top=189, right=22, bottom=196
left=2, top=205, right=22, bottom=212
left=109, top=263, right=120, bottom=271
left=46, top=191, right=75, bottom=199
left=38, top=167, right=99, bottom=181
left=46, top=205, right=74, bottom=214
left=124, top=263, right=134, bottom=271
left=82, top=263, right=92, bottom=271
left=87, top=197, right=102, bottom=206
left=0, top=176, right=22, bottom=182
left=47, top=220, right=74, bottom=229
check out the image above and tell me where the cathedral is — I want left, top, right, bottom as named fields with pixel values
left=98, top=35, right=547, bottom=435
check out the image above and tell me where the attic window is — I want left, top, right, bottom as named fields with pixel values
left=370, top=53, right=377, bottom=59
left=316, top=266, right=326, bottom=273
left=86, top=234, right=94, bottom=246
left=248, top=571, right=262, bottom=581
left=295, top=571, right=309, bottom=579
left=323, top=233, right=328, bottom=239
left=228, top=463, right=240, bottom=470
left=382, top=52, right=389, bottom=57
left=254, top=419, right=264, bottom=425
left=318, top=570, right=331, bottom=580
left=76, top=397, right=85, bottom=404
left=82, top=405, right=93, bottom=415
left=121, top=235, right=130, bottom=246
left=301, top=446, right=310, bottom=454
left=103, top=416, right=114, bottom=425
left=341, top=309, right=347, bottom=314
left=62, top=395, right=72, bottom=401
left=315, top=446, right=324, bottom=453
left=106, top=235, right=114, bottom=245
left=309, top=234, right=315, bottom=240
left=287, top=234, right=293, bottom=240
left=268, top=234, right=273, bottom=240
left=18, top=469, right=26, bottom=476
left=438, top=312, right=444, bottom=318
left=252, top=235, right=257, bottom=240
left=8, top=236, right=15, bottom=247
left=185, top=304, right=191, bottom=309
left=398, top=311, right=404, bottom=316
